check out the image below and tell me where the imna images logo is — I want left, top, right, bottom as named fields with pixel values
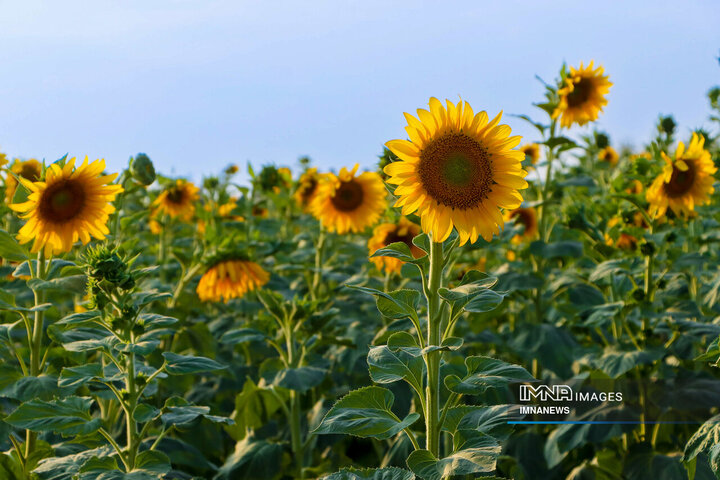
left=518, top=384, right=623, bottom=416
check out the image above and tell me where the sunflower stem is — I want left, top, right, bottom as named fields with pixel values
left=424, top=239, right=444, bottom=457
left=25, top=250, right=47, bottom=459
left=310, top=227, right=325, bottom=301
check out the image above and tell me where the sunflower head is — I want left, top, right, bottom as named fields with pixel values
left=598, top=146, right=619, bottom=166
left=552, top=62, right=612, bottom=128
left=385, top=98, right=528, bottom=245
left=153, top=179, right=199, bottom=221
left=520, top=144, right=541, bottom=165
left=9, top=157, right=123, bottom=255
left=309, top=164, right=387, bottom=234
left=0, top=150, right=7, bottom=168
left=196, top=256, right=269, bottom=303
left=225, top=164, right=239, bottom=175
left=294, top=167, right=321, bottom=211
left=505, top=207, right=538, bottom=244
left=5, top=159, right=42, bottom=203
left=646, top=133, right=716, bottom=219
left=368, top=217, right=423, bottom=274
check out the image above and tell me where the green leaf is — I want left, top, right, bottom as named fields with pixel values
left=115, top=340, right=161, bottom=356
left=162, top=352, right=226, bottom=374
left=439, top=270, right=503, bottom=318
left=214, top=438, right=284, bottom=480
left=322, top=467, right=416, bottom=480
left=133, top=291, right=172, bottom=307
left=162, top=404, right=234, bottom=426
left=225, top=379, right=284, bottom=441
left=349, top=286, right=420, bottom=321
left=684, top=413, right=720, bottom=462
left=259, top=358, right=327, bottom=393
left=33, top=446, right=115, bottom=480
left=55, top=311, right=102, bottom=326
left=134, top=403, right=161, bottom=423
left=593, top=348, right=664, bottom=378
left=386, top=332, right=462, bottom=357
left=529, top=240, right=583, bottom=259
left=589, top=259, right=632, bottom=282
left=58, top=364, right=104, bottom=389
left=441, top=405, right=522, bottom=442
left=5, top=396, right=101, bottom=435
left=370, top=242, right=423, bottom=265
left=27, top=275, right=87, bottom=294
left=367, top=345, right=424, bottom=396
left=0, top=230, right=29, bottom=261
left=313, top=386, right=420, bottom=439
left=139, top=313, right=178, bottom=329
left=221, top=328, right=267, bottom=345
left=444, top=356, right=534, bottom=395
left=406, top=431, right=500, bottom=479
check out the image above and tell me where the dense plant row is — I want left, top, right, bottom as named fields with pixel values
left=1, top=61, right=720, bottom=479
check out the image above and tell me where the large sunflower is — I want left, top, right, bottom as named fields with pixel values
left=505, top=207, right=538, bottom=244
left=385, top=98, right=528, bottom=244
left=196, top=258, right=269, bottom=302
left=294, top=167, right=321, bottom=211
left=552, top=62, right=612, bottom=128
left=153, top=179, right=199, bottom=220
left=5, top=159, right=42, bottom=203
left=9, top=157, right=123, bottom=255
left=310, top=164, right=387, bottom=234
left=646, top=133, right=716, bottom=218
left=368, top=217, right=423, bottom=274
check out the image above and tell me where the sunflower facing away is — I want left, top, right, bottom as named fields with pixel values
left=5, top=158, right=42, bottom=203
left=505, top=207, right=538, bottom=244
left=646, top=133, right=716, bottom=219
left=385, top=98, right=528, bottom=244
left=310, top=164, right=387, bottom=234
left=153, top=179, right=199, bottom=220
left=294, top=167, right=321, bottom=210
left=552, top=62, right=612, bottom=128
left=196, top=258, right=269, bottom=302
left=10, top=157, right=123, bottom=255
left=368, top=217, right=423, bottom=274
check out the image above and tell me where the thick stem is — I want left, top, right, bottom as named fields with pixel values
left=285, top=320, right=304, bottom=478
left=424, top=240, right=444, bottom=456
left=26, top=251, right=47, bottom=458
left=125, top=341, right=139, bottom=469
left=310, top=228, right=325, bottom=301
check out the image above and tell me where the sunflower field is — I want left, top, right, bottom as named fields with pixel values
left=1, top=61, right=720, bottom=480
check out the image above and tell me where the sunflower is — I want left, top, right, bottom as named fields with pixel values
left=196, top=258, right=269, bottom=302
left=310, top=164, right=386, bottom=234
left=368, top=217, right=423, bottom=274
left=646, top=133, right=716, bottom=218
left=5, top=159, right=42, bottom=203
left=252, top=205, right=269, bottom=218
left=552, top=62, right=612, bottom=128
left=153, top=179, right=199, bottom=221
left=385, top=98, right=528, bottom=244
left=505, top=207, right=538, bottom=244
left=625, top=179, right=643, bottom=195
left=0, top=150, right=7, bottom=168
left=294, top=167, right=321, bottom=210
left=598, top=146, right=619, bottom=166
left=520, top=143, right=540, bottom=165
left=605, top=232, right=637, bottom=250
left=9, top=157, right=123, bottom=255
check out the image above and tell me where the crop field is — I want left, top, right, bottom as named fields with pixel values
left=2, top=60, right=720, bottom=480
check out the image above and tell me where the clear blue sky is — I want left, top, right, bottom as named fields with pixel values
left=1, top=1, right=718, bottom=183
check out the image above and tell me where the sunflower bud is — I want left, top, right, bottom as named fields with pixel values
left=632, top=288, right=645, bottom=302
left=640, top=241, right=656, bottom=256
left=659, top=115, right=676, bottom=136
left=130, top=153, right=156, bottom=186
left=204, top=177, right=219, bottom=190
left=595, top=132, right=610, bottom=149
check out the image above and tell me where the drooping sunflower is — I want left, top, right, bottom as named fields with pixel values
left=385, top=98, right=528, bottom=244
left=196, top=258, right=269, bottom=302
left=598, top=146, right=619, bottom=166
left=294, top=167, right=321, bottom=211
left=368, top=217, right=423, bottom=274
left=5, top=159, right=42, bottom=203
left=9, top=157, right=123, bottom=255
left=552, top=62, right=612, bottom=128
left=310, top=164, right=387, bottom=234
left=520, top=143, right=541, bottom=165
left=505, top=207, right=538, bottom=244
left=153, top=179, right=199, bottom=221
left=646, top=133, right=716, bottom=219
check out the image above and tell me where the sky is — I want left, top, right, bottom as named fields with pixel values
left=1, top=1, right=719, bottom=183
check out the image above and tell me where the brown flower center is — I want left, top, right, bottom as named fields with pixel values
left=39, top=180, right=86, bottom=222
left=331, top=179, right=364, bottom=211
left=166, top=187, right=186, bottom=204
left=510, top=208, right=537, bottom=234
left=567, top=77, right=593, bottom=108
left=663, top=160, right=696, bottom=198
left=20, top=164, right=40, bottom=181
left=418, top=133, right=493, bottom=210
left=299, top=178, right=317, bottom=203
left=384, top=228, right=422, bottom=258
